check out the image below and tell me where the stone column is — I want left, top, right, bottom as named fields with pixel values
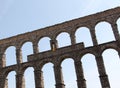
left=70, top=34, right=76, bottom=45
left=96, top=55, right=111, bottom=88
left=33, top=42, right=39, bottom=54
left=111, top=23, right=120, bottom=41
left=16, top=73, right=25, bottom=88
left=34, top=69, right=44, bottom=88
left=50, top=39, right=58, bottom=51
left=112, top=23, right=120, bottom=58
left=0, top=53, right=6, bottom=68
left=4, top=78, right=8, bottom=88
left=74, top=60, right=86, bottom=88
left=90, top=28, right=98, bottom=45
left=54, top=65, right=65, bottom=88
left=16, top=48, right=23, bottom=64
left=111, top=23, right=120, bottom=53
left=0, top=76, right=7, bottom=88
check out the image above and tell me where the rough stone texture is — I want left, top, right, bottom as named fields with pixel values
left=0, top=7, right=120, bottom=88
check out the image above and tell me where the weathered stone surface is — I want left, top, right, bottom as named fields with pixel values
left=0, top=7, right=120, bottom=88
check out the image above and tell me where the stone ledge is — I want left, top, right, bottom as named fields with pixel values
left=28, top=42, right=84, bottom=61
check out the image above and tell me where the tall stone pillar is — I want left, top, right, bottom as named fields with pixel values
left=54, top=65, right=65, bottom=88
left=0, top=76, right=7, bottom=88
left=4, top=78, right=8, bottom=88
left=111, top=23, right=120, bottom=58
left=70, top=34, right=76, bottom=45
left=111, top=23, right=120, bottom=41
left=0, top=53, right=6, bottom=68
left=74, top=60, right=86, bottom=88
left=90, top=28, right=98, bottom=45
left=96, top=55, right=111, bottom=88
left=111, top=23, right=120, bottom=57
left=16, top=48, right=23, bottom=64
left=16, top=73, right=25, bottom=88
left=50, top=39, right=58, bottom=51
left=34, top=69, right=44, bottom=88
left=33, top=42, right=39, bottom=54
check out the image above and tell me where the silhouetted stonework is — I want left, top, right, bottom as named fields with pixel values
left=0, top=7, right=120, bottom=88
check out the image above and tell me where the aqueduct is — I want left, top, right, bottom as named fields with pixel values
left=0, top=7, right=120, bottom=88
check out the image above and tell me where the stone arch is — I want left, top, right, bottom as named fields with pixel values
left=42, top=62, right=55, bottom=88
left=54, top=30, right=70, bottom=39
left=5, top=46, right=16, bottom=66
left=102, top=48, right=120, bottom=88
left=38, top=58, right=54, bottom=69
left=36, top=35, right=51, bottom=44
left=24, top=67, right=35, bottom=88
left=21, top=42, right=33, bottom=62
left=22, top=64, right=35, bottom=74
left=79, top=50, right=96, bottom=60
left=19, top=39, right=33, bottom=48
left=75, top=27, right=93, bottom=47
left=95, top=21, right=115, bottom=44
left=2, top=42, right=16, bottom=53
left=56, top=32, right=71, bottom=48
left=100, top=43, right=119, bottom=55
left=61, top=58, right=77, bottom=88
left=81, top=53, right=101, bottom=88
left=38, top=37, right=51, bottom=52
left=4, top=68, right=16, bottom=78
left=56, top=54, right=74, bottom=66
left=7, top=71, right=16, bottom=88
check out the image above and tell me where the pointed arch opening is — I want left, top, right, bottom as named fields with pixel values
left=21, top=42, right=33, bottom=62
left=56, top=32, right=71, bottom=48
left=95, top=21, right=115, bottom=44
left=42, top=63, right=55, bottom=88
left=7, top=71, right=16, bottom=88
left=117, top=18, right=120, bottom=34
left=5, top=46, right=16, bottom=66
left=38, top=37, right=51, bottom=52
left=24, top=67, right=35, bottom=88
left=61, top=58, right=77, bottom=88
left=81, top=53, right=101, bottom=88
left=102, top=49, right=120, bottom=88
left=75, top=27, right=93, bottom=47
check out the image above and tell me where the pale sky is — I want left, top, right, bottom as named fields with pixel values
left=0, top=0, right=120, bottom=88
left=0, top=0, right=120, bottom=39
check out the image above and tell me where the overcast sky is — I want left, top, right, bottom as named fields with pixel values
left=0, top=0, right=120, bottom=88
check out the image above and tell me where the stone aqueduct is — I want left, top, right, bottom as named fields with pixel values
left=0, top=7, right=120, bottom=88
